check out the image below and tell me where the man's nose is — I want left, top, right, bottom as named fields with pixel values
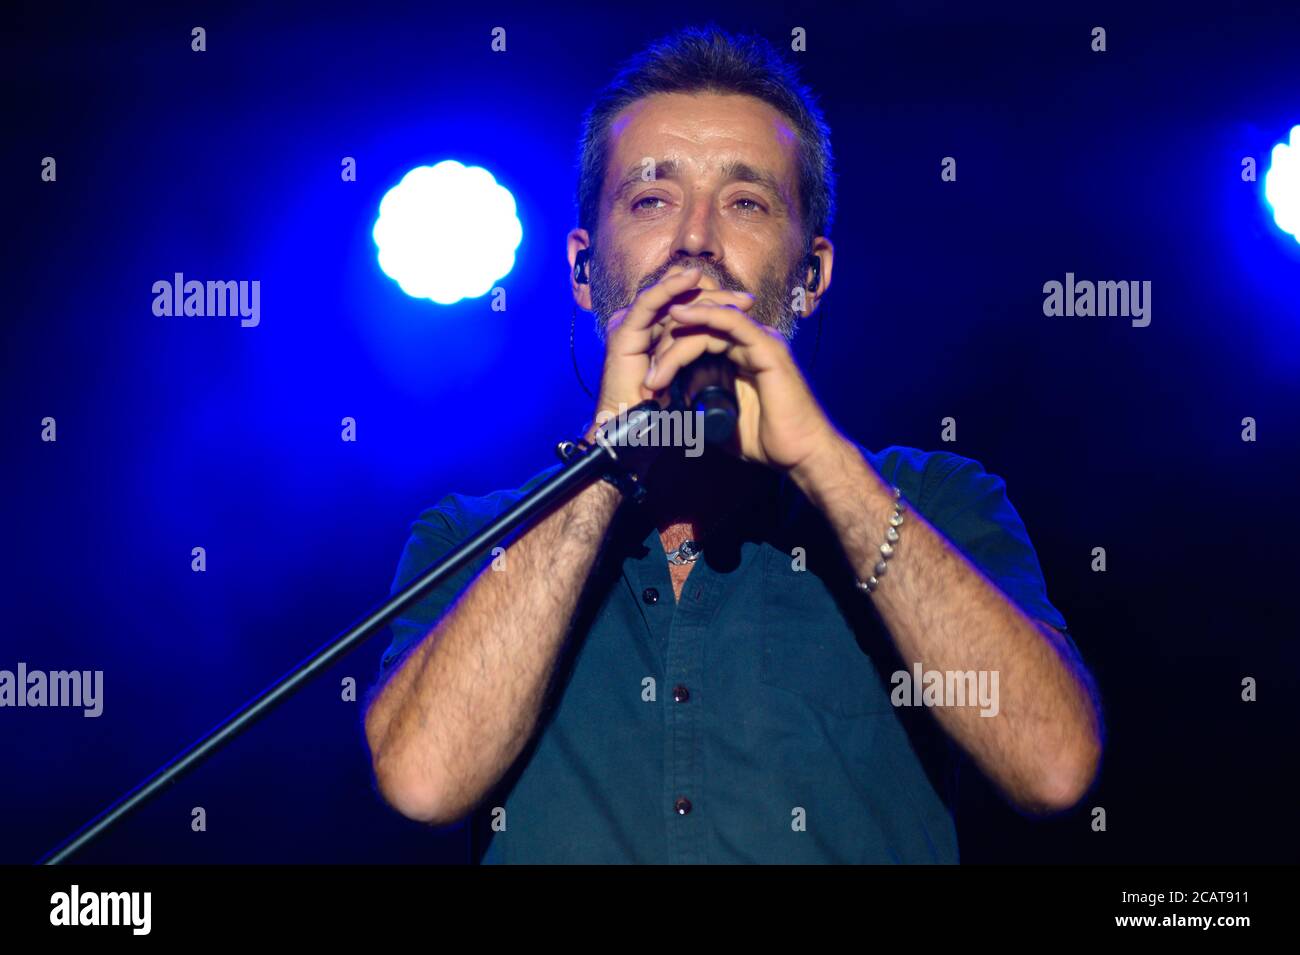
left=673, top=191, right=724, bottom=275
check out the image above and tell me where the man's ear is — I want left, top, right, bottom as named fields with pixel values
left=802, top=236, right=834, bottom=317
left=567, top=228, right=593, bottom=311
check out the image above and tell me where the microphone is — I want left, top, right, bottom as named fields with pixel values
left=670, top=354, right=738, bottom=446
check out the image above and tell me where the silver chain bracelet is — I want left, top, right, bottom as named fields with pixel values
left=855, top=486, right=905, bottom=595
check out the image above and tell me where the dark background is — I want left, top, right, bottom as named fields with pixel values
left=3, top=0, right=1298, bottom=864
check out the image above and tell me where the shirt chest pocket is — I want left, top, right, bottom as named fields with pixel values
left=757, top=547, right=897, bottom=717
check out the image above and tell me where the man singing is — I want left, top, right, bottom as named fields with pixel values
left=363, top=25, right=1103, bottom=863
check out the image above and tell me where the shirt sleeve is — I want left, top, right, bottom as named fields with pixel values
left=917, top=451, right=1078, bottom=652
left=377, top=499, right=487, bottom=683
left=375, top=460, right=568, bottom=685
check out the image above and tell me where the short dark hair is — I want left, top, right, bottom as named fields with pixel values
left=575, top=24, right=836, bottom=252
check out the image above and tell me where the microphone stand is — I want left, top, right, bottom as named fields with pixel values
left=37, top=399, right=669, bottom=865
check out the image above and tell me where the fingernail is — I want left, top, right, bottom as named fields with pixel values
left=644, top=357, right=657, bottom=386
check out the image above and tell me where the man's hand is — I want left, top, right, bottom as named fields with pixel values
left=643, top=297, right=840, bottom=478
left=585, top=265, right=756, bottom=444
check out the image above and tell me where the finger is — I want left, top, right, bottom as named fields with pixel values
left=649, top=299, right=791, bottom=388
left=673, top=287, right=756, bottom=312
left=609, top=269, right=709, bottom=364
left=649, top=312, right=713, bottom=366
left=647, top=289, right=753, bottom=345
left=645, top=326, right=737, bottom=390
left=657, top=292, right=759, bottom=342
left=645, top=302, right=744, bottom=374
left=617, top=278, right=756, bottom=361
left=612, top=267, right=705, bottom=346
left=663, top=300, right=772, bottom=350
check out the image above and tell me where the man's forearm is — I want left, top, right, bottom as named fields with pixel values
left=365, top=475, right=623, bottom=825
left=792, top=436, right=1102, bottom=814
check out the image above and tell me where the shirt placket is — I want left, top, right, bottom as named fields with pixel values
left=624, top=527, right=726, bottom=864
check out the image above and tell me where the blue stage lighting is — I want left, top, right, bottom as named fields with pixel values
left=1264, top=125, right=1300, bottom=244
left=373, top=160, right=523, bottom=304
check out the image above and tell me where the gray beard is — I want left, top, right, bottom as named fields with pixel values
left=589, top=248, right=806, bottom=343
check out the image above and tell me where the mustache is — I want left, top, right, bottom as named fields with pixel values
left=636, top=258, right=748, bottom=295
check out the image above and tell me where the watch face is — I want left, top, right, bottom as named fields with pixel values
left=679, top=539, right=701, bottom=560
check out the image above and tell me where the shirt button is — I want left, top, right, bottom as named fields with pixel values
left=674, top=797, right=692, bottom=815
left=642, top=587, right=659, bottom=605
left=673, top=685, right=690, bottom=703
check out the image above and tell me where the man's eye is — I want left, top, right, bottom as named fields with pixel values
left=632, top=196, right=666, bottom=211
left=734, top=197, right=766, bottom=213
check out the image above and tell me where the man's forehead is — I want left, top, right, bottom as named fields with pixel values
left=604, top=92, right=798, bottom=190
